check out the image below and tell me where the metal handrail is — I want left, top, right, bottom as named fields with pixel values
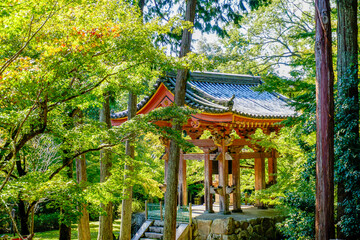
left=145, top=201, right=192, bottom=224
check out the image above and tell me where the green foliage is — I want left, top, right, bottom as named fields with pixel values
left=33, top=212, right=60, bottom=232
left=277, top=170, right=315, bottom=240
left=277, top=210, right=314, bottom=240
left=33, top=220, right=121, bottom=240
left=195, top=0, right=319, bottom=237
left=143, top=0, right=253, bottom=53
left=0, top=0, right=208, bottom=234
left=334, top=83, right=360, bottom=236
left=117, top=198, right=144, bottom=217
left=197, top=0, right=315, bottom=77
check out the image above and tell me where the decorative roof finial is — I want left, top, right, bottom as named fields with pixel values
left=227, top=94, right=235, bottom=111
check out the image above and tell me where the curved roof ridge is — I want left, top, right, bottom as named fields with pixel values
left=166, top=76, right=229, bottom=110
left=111, top=71, right=296, bottom=119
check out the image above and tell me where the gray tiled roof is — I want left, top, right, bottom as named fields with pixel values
left=111, top=71, right=296, bottom=119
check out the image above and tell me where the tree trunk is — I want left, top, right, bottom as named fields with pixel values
left=336, top=0, right=359, bottom=238
left=119, top=92, right=137, bottom=240
left=59, top=157, right=73, bottom=240
left=119, top=1, right=144, bottom=238
left=97, top=93, right=113, bottom=240
left=163, top=0, right=197, bottom=239
left=18, top=200, right=29, bottom=236
left=16, top=158, right=30, bottom=236
left=59, top=219, right=71, bottom=240
left=314, top=0, right=335, bottom=239
left=76, top=154, right=91, bottom=240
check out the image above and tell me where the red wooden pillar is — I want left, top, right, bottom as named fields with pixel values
left=232, top=150, right=242, bottom=212
left=268, top=149, right=277, bottom=185
left=178, top=151, right=187, bottom=206
left=218, top=141, right=230, bottom=214
left=204, top=148, right=214, bottom=213
left=254, top=154, right=265, bottom=208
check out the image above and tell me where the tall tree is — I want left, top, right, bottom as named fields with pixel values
left=336, top=0, right=360, bottom=238
left=314, top=0, right=334, bottom=239
left=76, top=153, right=91, bottom=240
left=163, top=0, right=197, bottom=239
left=119, top=1, right=144, bottom=239
left=119, top=92, right=137, bottom=240
left=59, top=153, right=74, bottom=240
left=97, top=93, right=113, bottom=240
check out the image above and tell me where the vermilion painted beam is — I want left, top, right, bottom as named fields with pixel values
left=182, top=151, right=277, bottom=160
left=187, top=139, right=250, bottom=148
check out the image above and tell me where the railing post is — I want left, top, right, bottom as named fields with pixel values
left=160, top=201, right=163, bottom=221
left=145, top=200, right=148, bottom=220
left=189, top=203, right=192, bottom=225
left=189, top=203, right=192, bottom=240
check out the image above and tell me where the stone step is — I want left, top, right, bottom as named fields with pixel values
left=144, top=232, right=163, bottom=239
left=153, top=220, right=180, bottom=228
left=149, top=226, right=164, bottom=233
left=153, top=220, right=164, bottom=227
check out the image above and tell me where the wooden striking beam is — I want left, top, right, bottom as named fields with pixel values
left=218, top=142, right=230, bottom=214
left=240, top=165, right=254, bottom=169
left=182, top=152, right=278, bottom=160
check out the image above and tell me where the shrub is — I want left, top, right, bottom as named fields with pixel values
left=33, top=212, right=60, bottom=232
left=117, top=199, right=144, bottom=218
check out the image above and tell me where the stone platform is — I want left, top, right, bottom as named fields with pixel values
left=192, top=204, right=282, bottom=221
left=191, top=204, right=285, bottom=240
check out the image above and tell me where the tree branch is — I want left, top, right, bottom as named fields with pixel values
left=2, top=199, right=23, bottom=239
left=0, top=161, right=15, bottom=192
left=48, top=60, right=149, bottom=110
left=0, top=2, right=58, bottom=75
left=48, top=144, right=115, bottom=180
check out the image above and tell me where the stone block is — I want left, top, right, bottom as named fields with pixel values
left=252, top=224, right=264, bottom=235
left=206, top=233, right=222, bottom=240
left=261, top=218, right=273, bottom=230
left=238, top=230, right=249, bottom=239
left=198, top=235, right=208, bottom=240
left=249, top=232, right=266, bottom=240
left=241, top=221, right=249, bottom=230
left=247, top=225, right=253, bottom=234
left=197, top=219, right=213, bottom=236
left=222, top=234, right=237, bottom=240
left=265, top=227, right=276, bottom=240
left=249, top=218, right=259, bottom=226
left=211, top=218, right=235, bottom=235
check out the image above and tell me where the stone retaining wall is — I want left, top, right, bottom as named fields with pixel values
left=192, top=216, right=285, bottom=240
